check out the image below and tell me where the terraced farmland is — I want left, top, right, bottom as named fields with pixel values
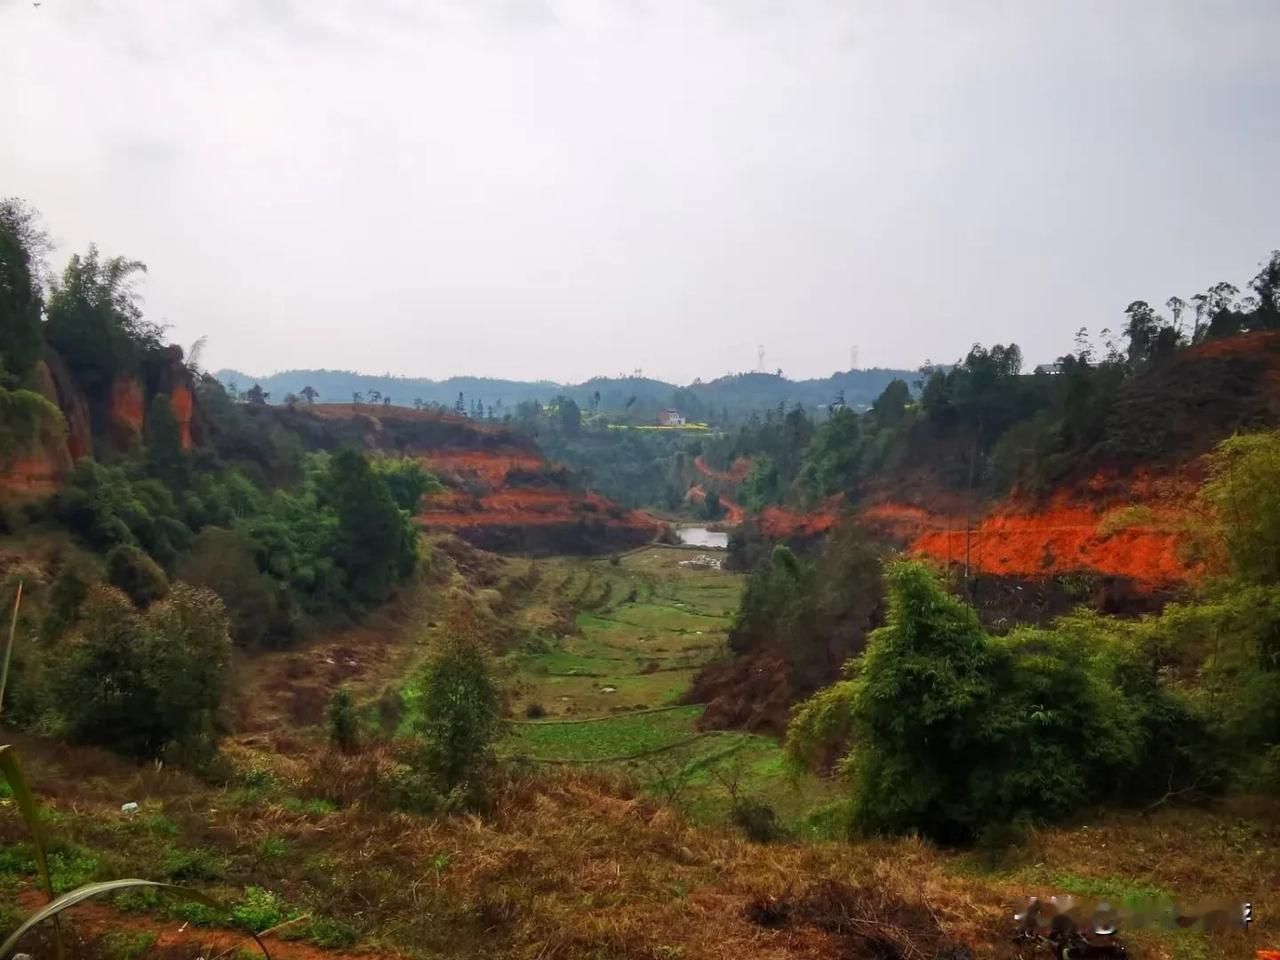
left=500, top=546, right=842, bottom=829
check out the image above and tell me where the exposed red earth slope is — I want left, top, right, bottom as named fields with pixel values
left=862, top=486, right=1203, bottom=588
left=692, top=454, right=754, bottom=484
left=293, top=405, right=662, bottom=553
left=687, top=483, right=744, bottom=524
left=0, top=351, right=195, bottom=501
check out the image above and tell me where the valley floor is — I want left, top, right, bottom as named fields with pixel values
left=495, top=546, right=842, bottom=829
left=3, top=541, right=1279, bottom=960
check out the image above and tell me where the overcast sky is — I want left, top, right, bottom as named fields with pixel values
left=3, top=0, right=1278, bottom=383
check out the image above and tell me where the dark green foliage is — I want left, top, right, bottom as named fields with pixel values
left=53, top=584, right=232, bottom=761
left=41, top=561, right=93, bottom=640
left=237, top=487, right=343, bottom=611
left=194, top=375, right=304, bottom=487
left=555, top=395, right=581, bottom=436
left=327, top=687, right=358, bottom=753
left=45, top=246, right=160, bottom=396
left=700, top=489, right=723, bottom=520
left=730, top=544, right=805, bottom=656
left=787, top=561, right=1210, bottom=842
left=1202, top=432, right=1280, bottom=585
left=325, top=449, right=419, bottom=605
left=52, top=460, right=191, bottom=562
left=987, top=415, right=1069, bottom=495
left=730, top=798, right=783, bottom=843
left=730, top=525, right=882, bottom=693
left=371, top=457, right=442, bottom=512
left=871, top=378, right=909, bottom=423
left=176, top=528, right=296, bottom=648
left=532, top=422, right=689, bottom=510
left=0, top=199, right=46, bottom=382
left=106, top=544, right=170, bottom=607
left=414, top=597, right=500, bottom=793
left=0, top=387, right=64, bottom=466
left=145, top=394, right=189, bottom=488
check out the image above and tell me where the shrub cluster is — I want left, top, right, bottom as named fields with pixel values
left=786, top=561, right=1218, bottom=842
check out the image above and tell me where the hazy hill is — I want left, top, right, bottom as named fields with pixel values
left=213, top=366, right=918, bottom=422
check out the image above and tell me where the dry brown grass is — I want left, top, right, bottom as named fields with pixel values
left=6, top=725, right=1280, bottom=960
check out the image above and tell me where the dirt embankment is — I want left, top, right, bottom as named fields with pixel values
left=262, top=405, right=664, bottom=556
left=1, top=350, right=197, bottom=501
left=861, top=467, right=1209, bottom=588
left=760, top=497, right=843, bottom=540
left=692, top=454, right=754, bottom=485
left=687, top=483, right=744, bottom=524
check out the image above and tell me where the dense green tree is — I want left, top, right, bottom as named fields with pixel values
left=146, top=394, right=189, bottom=487
left=871, top=378, right=910, bottom=423
left=1247, top=251, right=1280, bottom=331
left=54, top=584, right=232, bottom=761
left=177, top=527, right=296, bottom=647
left=106, top=543, right=171, bottom=607
left=325, top=449, right=418, bottom=605
left=414, top=596, right=500, bottom=792
left=803, top=407, right=862, bottom=499
left=327, top=686, right=358, bottom=753
left=1202, top=432, right=1280, bottom=585
left=0, top=386, right=64, bottom=468
left=556, top=395, right=582, bottom=436
left=0, top=198, right=47, bottom=382
left=371, top=457, right=442, bottom=513
left=45, top=245, right=159, bottom=395
left=787, top=561, right=1206, bottom=841
left=701, top=489, right=723, bottom=520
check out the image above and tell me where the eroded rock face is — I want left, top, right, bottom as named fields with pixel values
left=41, top=351, right=92, bottom=461
left=108, top=375, right=145, bottom=452
left=0, top=358, right=78, bottom=500
left=0, top=448, right=64, bottom=498
left=170, top=382, right=194, bottom=450
left=152, top=346, right=196, bottom=450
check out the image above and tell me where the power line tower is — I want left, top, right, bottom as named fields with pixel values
left=850, top=345, right=859, bottom=371
left=756, top=345, right=766, bottom=373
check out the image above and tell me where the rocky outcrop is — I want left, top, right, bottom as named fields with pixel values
left=0, top=448, right=65, bottom=498
left=170, top=382, right=194, bottom=450
left=0, top=357, right=80, bottom=499
left=41, top=351, right=92, bottom=461
left=108, top=375, right=145, bottom=452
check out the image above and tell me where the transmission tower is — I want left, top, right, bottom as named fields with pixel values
left=756, top=345, right=766, bottom=373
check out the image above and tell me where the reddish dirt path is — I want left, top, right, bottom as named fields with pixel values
left=15, top=892, right=397, bottom=960
left=687, top=483, right=744, bottom=524
left=692, top=454, right=753, bottom=484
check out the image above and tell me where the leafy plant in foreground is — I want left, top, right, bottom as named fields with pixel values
left=414, top=594, right=500, bottom=794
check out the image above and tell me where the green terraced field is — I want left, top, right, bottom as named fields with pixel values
left=504, top=705, right=706, bottom=761
left=497, top=546, right=843, bottom=833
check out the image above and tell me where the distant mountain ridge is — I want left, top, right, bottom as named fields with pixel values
left=213, top=366, right=918, bottom=421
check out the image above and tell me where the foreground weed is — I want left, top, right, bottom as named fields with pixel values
left=101, top=930, right=156, bottom=960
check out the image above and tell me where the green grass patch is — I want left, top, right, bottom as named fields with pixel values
left=503, top=706, right=704, bottom=761
left=101, top=930, right=157, bottom=960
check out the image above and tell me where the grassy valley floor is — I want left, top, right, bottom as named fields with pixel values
left=496, top=547, right=843, bottom=831
left=2, top=540, right=1279, bottom=960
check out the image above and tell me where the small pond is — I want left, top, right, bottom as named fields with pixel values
left=675, top=525, right=729, bottom=549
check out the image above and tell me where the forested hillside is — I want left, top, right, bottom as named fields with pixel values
left=213, top=365, right=916, bottom=424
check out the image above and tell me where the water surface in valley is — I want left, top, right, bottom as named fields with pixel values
left=675, top=525, right=729, bottom=548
